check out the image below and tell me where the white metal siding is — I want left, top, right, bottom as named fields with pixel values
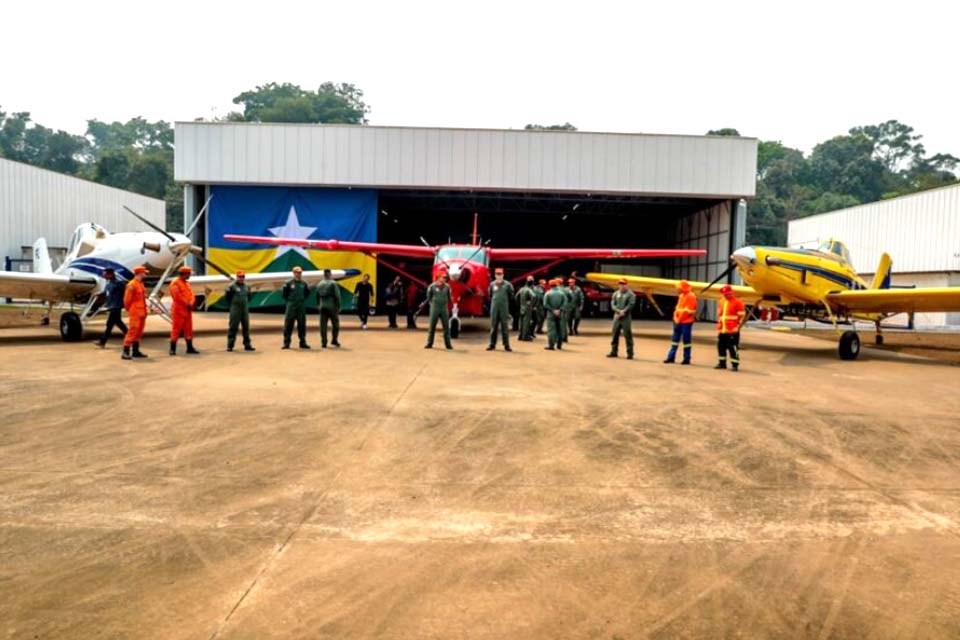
left=787, top=183, right=960, bottom=274
left=0, top=158, right=166, bottom=263
left=175, top=123, right=757, bottom=198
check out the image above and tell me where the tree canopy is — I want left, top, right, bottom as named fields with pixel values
left=524, top=122, right=577, bottom=131
left=228, top=82, right=369, bottom=124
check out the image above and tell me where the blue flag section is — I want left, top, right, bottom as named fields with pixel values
left=206, top=186, right=377, bottom=311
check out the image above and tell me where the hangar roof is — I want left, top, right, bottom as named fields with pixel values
left=787, top=182, right=960, bottom=274
left=175, top=122, right=757, bottom=199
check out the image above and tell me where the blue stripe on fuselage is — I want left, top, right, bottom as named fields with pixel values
left=771, top=260, right=864, bottom=290
left=70, top=257, right=135, bottom=282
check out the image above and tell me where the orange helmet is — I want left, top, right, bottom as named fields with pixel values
left=236, top=270, right=246, bottom=278
left=720, top=284, right=733, bottom=296
left=133, top=265, right=147, bottom=275
left=179, top=265, right=192, bottom=274
left=617, top=278, right=628, bottom=285
left=678, top=280, right=692, bottom=293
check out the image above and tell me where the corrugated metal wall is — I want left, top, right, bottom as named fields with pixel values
left=175, top=123, right=758, bottom=199
left=0, top=158, right=165, bottom=265
left=787, top=183, right=960, bottom=274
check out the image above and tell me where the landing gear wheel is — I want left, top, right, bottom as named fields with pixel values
left=450, top=317, right=461, bottom=339
left=839, top=330, right=860, bottom=360
left=59, top=312, right=83, bottom=342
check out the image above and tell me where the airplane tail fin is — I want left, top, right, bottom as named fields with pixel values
left=870, top=252, right=893, bottom=289
left=33, top=238, right=53, bottom=274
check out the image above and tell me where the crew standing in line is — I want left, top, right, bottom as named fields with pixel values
left=560, top=277, right=573, bottom=343
left=715, top=285, right=746, bottom=371
left=282, top=266, right=311, bottom=349
left=487, top=267, right=515, bottom=351
left=122, top=265, right=149, bottom=360
left=543, top=278, right=566, bottom=350
left=353, top=273, right=374, bottom=330
left=663, top=280, right=697, bottom=365
left=169, top=265, right=199, bottom=356
left=568, top=278, right=584, bottom=336
left=97, top=267, right=127, bottom=348
left=405, top=279, right=419, bottom=329
left=316, top=268, right=342, bottom=348
left=534, top=278, right=547, bottom=335
left=517, top=276, right=536, bottom=341
left=424, top=271, right=453, bottom=350
left=225, top=270, right=255, bottom=352
left=384, top=276, right=404, bottom=328
left=607, top=278, right=636, bottom=359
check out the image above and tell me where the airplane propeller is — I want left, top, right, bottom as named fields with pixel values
left=700, top=260, right=738, bottom=294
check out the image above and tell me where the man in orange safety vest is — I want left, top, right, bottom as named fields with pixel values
left=715, top=284, right=746, bottom=371
left=663, top=280, right=697, bottom=365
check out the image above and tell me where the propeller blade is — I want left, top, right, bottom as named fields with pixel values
left=124, top=205, right=176, bottom=242
left=184, top=195, right=214, bottom=237
left=700, top=262, right=736, bottom=295
left=194, top=251, right=235, bottom=280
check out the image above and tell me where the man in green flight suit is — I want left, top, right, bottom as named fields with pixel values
left=315, top=268, right=342, bottom=349
left=282, top=266, right=311, bottom=350
left=543, top=278, right=567, bottom=350
left=517, top=276, right=536, bottom=341
left=424, top=271, right=454, bottom=350
left=487, top=267, right=515, bottom=351
left=559, top=277, right=573, bottom=343
left=568, top=278, right=585, bottom=336
left=225, top=270, right=255, bottom=352
left=608, top=278, right=636, bottom=359
left=534, top=278, right=546, bottom=335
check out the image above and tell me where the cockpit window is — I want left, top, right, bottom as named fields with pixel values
left=437, top=247, right=462, bottom=261
left=818, top=239, right=851, bottom=264
left=437, top=246, right=489, bottom=265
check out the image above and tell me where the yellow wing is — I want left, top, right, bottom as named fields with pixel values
left=585, top=272, right=762, bottom=304
left=826, top=288, right=960, bottom=314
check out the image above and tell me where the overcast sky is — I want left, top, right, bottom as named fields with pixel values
left=2, top=0, right=956, bottom=155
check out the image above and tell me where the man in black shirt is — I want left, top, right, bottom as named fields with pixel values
left=384, top=276, right=404, bottom=328
left=97, top=268, right=128, bottom=348
left=353, top=273, right=374, bottom=330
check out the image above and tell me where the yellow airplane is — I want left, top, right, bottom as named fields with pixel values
left=587, top=239, right=960, bottom=360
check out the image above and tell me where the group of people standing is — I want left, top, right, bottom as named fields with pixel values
left=97, top=265, right=748, bottom=370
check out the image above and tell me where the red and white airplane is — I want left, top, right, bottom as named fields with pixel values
left=226, top=215, right=705, bottom=336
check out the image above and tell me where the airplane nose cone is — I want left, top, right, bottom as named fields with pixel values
left=448, top=266, right=461, bottom=281
left=732, top=246, right=756, bottom=266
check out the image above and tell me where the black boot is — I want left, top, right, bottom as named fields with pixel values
left=607, top=352, right=617, bottom=358
left=122, top=346, right=132, bottom=360
left=244, top=344, right=256, bottom=352
left=186, top=340, right=199, bottom=354
left=486, top=345, right=495, bottom=351
left=132, top=342, right=148, bottom=358
left=169, top=341, right=177, bottom=356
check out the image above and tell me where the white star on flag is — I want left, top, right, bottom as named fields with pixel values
left=268, top=206, right=317, bottom=260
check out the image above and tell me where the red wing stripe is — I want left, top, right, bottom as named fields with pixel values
left=488, top=248, right=707, bottom=261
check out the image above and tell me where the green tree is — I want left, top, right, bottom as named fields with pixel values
left=524, top=123, right=577, bottom=130
left=808, top=134, right=888, bottom=203
left=231, top=82, right=369, bottom=124
left=706, top=128, right=740, bottom=136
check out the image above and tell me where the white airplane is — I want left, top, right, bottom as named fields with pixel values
left=0, top=203, right=360, bottom=341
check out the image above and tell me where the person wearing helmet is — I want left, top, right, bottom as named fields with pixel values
left=122, top=265, right=149, bottom=360
left=542, top=278, right=567, bottom=351
left=425, top=270, right=453, bottom=349
left=716, top=284, right=746, bottom=371
left=487, top=267, right=515, bottom=351
left=169, top=265, right=199, bottom=356
left=663, top=280, right=697, bottom=365
left=225, top=270, right=255, bottom=352
left=607, top=278, right=636, bottom=359
left=282, top=266, right=311, bottom=349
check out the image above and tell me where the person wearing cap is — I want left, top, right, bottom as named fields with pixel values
left=169, top=265, right=199, bottom=356
left=225, top=270, right=255, bottom=352
left=122, top=265, right=149, bottom=360
left=424, top=270, right=453, bottom=349
left=516, top=276, right=536, bottom=341
left=97, top=267, right=127, bottom=348
left=487, top=267, right=515, bottom=351
left=353, top=273, right=374, bottom=330
left=534, top=278, right=547, bottom=335
left=384, top=275, right=404, bottom=329
left=608, top=278, right=636, bottom=359
left=282, top=266, right=311, bottom=349
left=567, top=277, right=585, bottom=336
left=715, top=284, right=746, bottom=371
left=559, top=276, right=573, bottom=343
left=663, top=280, right=697, bottom=365
left=542, top=278, right=567, bottom=350
left=315, top=268, right=342, bottom=348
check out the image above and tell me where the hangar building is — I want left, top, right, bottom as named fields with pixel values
left=174, top=122, right=757, bottom=312
left=788, top=182, right=960, bottom=327
left=0, top=157, right=166, bottom=271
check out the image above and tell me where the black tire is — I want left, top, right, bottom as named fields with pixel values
left=59, top=312, right=83, bottom=342
left=838, top=330, right=860, bottom=360
left=450, top=317, right=461, bottom=339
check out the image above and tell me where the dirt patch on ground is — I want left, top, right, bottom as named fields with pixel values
left=795, top=327, right=960, bottom=364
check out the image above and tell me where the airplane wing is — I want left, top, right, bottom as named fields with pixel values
left=585, top=272, right=763, bottom=304
left=189, top=269, right=362, bottom=294
left=826, top=288, right=960, bottom=315
left=0, top=271, right=98, bottom=302
left=223, top=235, right=437, bottom=259
left=488, top=248, right=707, bottom=261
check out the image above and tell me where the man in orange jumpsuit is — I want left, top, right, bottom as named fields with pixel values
left=663, top=280, right=697, bottom=365
left=715, top=284, right=747, bottom=371
left=122, top=265, right=149, bottom=360
left=169, top=265, right=200, bottom=355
